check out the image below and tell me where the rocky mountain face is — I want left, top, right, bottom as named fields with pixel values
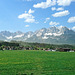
left=0, top=26, right=75, bottom=45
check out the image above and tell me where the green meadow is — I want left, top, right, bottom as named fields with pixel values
left=0, top=50, right=75, bottom=75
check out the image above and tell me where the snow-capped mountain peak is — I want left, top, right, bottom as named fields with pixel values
left=0, top=26, right=75, bottom=44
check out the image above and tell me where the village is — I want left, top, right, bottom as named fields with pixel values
left=0, top=41, right=75, bottom=52
left=0, top=45, right=75, bottom=52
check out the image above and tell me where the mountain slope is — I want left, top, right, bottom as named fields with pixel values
left=0, top=26, right=75, bottom=45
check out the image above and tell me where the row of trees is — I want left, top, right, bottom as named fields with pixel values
left=0, top=41, right=75, bottom=50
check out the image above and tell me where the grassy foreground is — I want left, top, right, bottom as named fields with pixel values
left=0, top=50, right=75, bottom=75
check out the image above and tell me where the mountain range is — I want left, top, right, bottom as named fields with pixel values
left=0, top=26, right=75, bottom=45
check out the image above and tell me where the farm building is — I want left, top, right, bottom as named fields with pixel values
left=59, top=48, right=71, bottom=52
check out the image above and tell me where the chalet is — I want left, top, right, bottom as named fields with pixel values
left=59, top=48, right=71, bottom=52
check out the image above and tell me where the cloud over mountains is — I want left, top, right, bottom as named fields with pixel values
left=18, top=0, right=75, bottom=32
left=68, top=16, right=75, bottom=23
left=52, top=10, right=70, bottom=17
left=18, top=9, right=35, bottom=23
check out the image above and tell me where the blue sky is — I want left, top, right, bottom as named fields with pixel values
left=0, top=0, right=75, bottom=32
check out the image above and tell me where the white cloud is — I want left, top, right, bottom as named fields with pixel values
left=28, top=9, right=34, bottom=14
left=18, top=9, right=35, bottom=23
left=68, top=16, right=75, bottom=23
left=51, top=7, right=64, bottom=11
left=18, top=12, right=34, bottom=19
left=44, top=17, right=50, bottom=23
left=52, top=10, right=70, bottom=17
left=49, top=21, right=59, bottom=26
left=51, top=7, right=56, bottom=11
left=25, top=25, right=29, bottom=27
left=57, top=7, right=64, bottom=11
left=33, top=0, right=75, bottom=9
left=33, top=0, right=56, bottom=9
left=57, top=0, right=75, bottom=6
left=72, top=26, right=75, bottom=30
left=25, top=18, right=35, bottom=23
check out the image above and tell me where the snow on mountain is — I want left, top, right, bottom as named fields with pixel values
left=42, top=36, right=49, bottom=39
left=14, top=34, right=24, bottom=38
left=0, top=26, right=75, bottom=44
left=44, top=33, right=53, bottom=36
left=6, top=36, right=13, bottom=39
left=44, top=32, right=63, bottom=36
left=24, top=31, right=33, bottom=38
left=26, top=26, right=75, bottom=44
left=53, top=33, right=63, bottom=36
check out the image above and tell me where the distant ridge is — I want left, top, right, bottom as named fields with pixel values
left=0, top=26, right=75, bottom=45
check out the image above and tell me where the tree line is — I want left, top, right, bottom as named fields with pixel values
left=0, top=41, right=75, bottom=50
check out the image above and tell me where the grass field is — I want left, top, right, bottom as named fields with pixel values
left=0, top=50, right=75, bottom=75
